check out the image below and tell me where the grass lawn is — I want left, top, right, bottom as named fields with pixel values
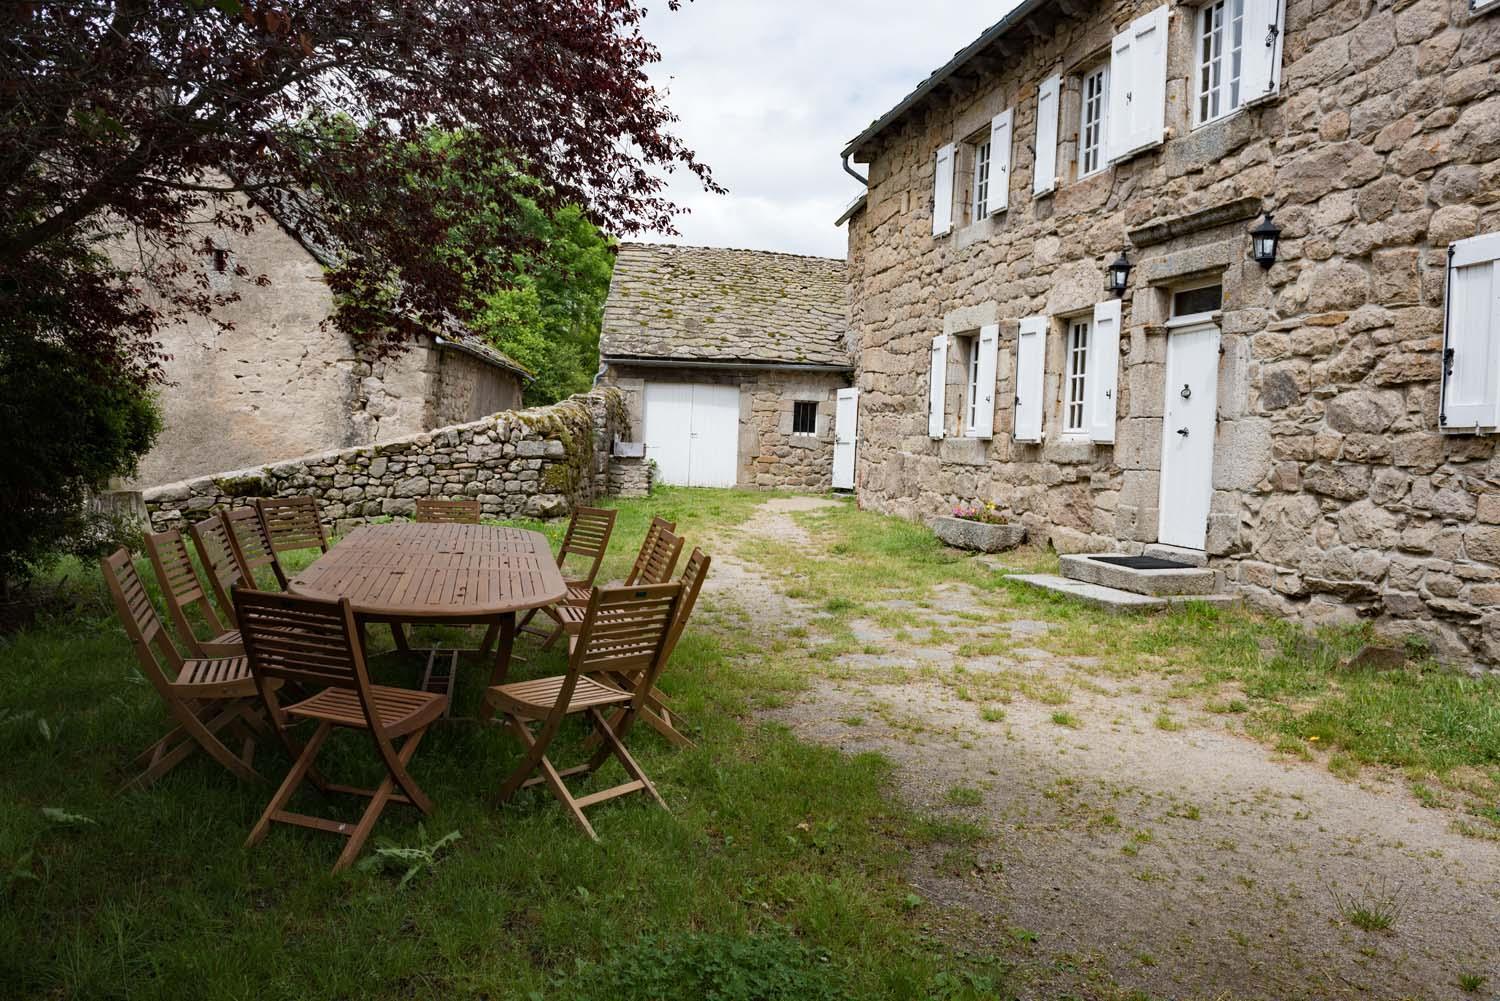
left=3, top=487, right=1499, bottom=1000
left=0, top=490, right=1004, bottom=1001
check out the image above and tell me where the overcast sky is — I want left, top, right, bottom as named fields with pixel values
left=638, top=0, right=1018, bottom=259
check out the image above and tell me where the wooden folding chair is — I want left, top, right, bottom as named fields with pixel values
left=519, top=507, right=618, bottom=644
left=486, top=581, right=683, bottom=839
left=414, top=498, right=481, bottom=524
left=546, top=524, right=684, bottom=647
left=100, top=548, right=268, bottom=789
left=586, top=548, right=711, bottom=750
left=223, top=507, right=289, bottom=590
left=189, top=513, right=245, bottom=627
left=144, top=529, right=242, bottom=658
left=257, top=496, right=329, bottom=555
left=234, top=587, right=447, bottom=873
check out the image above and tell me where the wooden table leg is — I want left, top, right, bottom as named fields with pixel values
left=479, top=612, right=517, bottom=722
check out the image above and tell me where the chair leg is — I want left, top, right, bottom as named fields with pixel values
left=497, top=714, right=598, bottom=839
left=124, top=701, right=257, bottom=790
left=246, top=721, right=332, bottom=848
left=587, top=708, right=668, bottom=811
left=334, top=728, right=432, bottom=872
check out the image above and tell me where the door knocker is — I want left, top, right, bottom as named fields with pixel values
left=1180, top=384, right=1192, bottom=400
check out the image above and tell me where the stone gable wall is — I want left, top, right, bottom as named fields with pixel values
left=141, top=389, right=628, bottom=532
left=846, top=0, right=1500, bottom=665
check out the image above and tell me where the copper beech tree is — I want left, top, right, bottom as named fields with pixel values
left=0, top=0, right=717, bottom=383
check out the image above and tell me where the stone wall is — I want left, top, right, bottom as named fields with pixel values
left=603, top=364, right=848, bottom=489
left=845, top=0, right=1500, bottom=665
left=608, top=455, right=654, bottom=498
left=142, top=389, right=628, bottom=531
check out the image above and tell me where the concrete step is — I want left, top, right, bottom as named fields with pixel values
left=1059, top=553, right=1220, bottom=597
left=1010, top=574, right=1241, bottom=614
left=1143, top=543, right=1209, bottom=568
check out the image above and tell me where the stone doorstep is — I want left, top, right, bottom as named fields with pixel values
left=1009, top=574, right=1243, bottom=614
left=1059, top=553, right=1222, bottom=597
left=1142, top=543, right=1209, bottom=568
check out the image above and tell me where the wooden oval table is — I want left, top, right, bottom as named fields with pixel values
left=287, top=523, right=566, bottom=717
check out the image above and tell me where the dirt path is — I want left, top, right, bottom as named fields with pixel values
left=704, top=497, right=1500, bottom=1001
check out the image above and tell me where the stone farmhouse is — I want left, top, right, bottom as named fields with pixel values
left=837, top=0, right=1500, bottom=663
left=599, top=243, right=855, bottom=490
left=129, top=188, right=529, bottom=489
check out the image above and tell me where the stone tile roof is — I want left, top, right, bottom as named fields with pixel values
left=601, top=243, right=851, bottom=368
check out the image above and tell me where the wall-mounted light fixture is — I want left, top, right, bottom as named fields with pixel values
left=1249, top=213, right=1282, bottom=268
left=1106, top=250, right=1133, bottom=297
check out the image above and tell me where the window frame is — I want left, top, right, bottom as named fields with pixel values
left=971, top=136, right=993, bottom=221
left=963, top=334, right=984, bottom=436
left=1194, top=0, right=1248, bottom=127
left=1078, top=63, right=1110, bottom=178
left=1063, top=315, right=1093, bottom=434
left=791, top=399, right=818, bottom=437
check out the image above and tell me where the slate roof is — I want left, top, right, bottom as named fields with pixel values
left=600, top=243, right=850, bottom=369
left=246, top=185, right=531, bottom=380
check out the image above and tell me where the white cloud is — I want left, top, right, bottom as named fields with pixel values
left=636, top=0, right=1020, bottom=258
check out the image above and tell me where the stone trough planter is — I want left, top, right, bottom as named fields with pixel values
left=930, top=516, right=1027, bottom=553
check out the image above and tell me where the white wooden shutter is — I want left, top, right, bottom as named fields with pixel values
left=1032, top=76, right=1061, bottom=196
left=1440, top=232, right=1500, bottom=432
left=989, top=110, right=1012, bottom=214
left=1108, top=6, right=1168, bottom=161
left=971, top=324, right=1000, bottom=439
left=1087, top=300, right=1122, bottom=443
left=1014, top=317, right=1047, bottom=443
left=1241, top=0, right=1286, bottom=104
left=928, top=334, right=949, bottom=438
left=932, top=144, right=955, bottom=237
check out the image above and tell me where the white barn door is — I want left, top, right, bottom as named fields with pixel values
left=643, top=382, right=740, bottom=488
left=833, top=388, right=858, bottom=490
left=1158, top=323, right=1220, bottom=549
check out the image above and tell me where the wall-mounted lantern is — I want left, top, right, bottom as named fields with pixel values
left=1106, top=250, right=1133, bottom=297
left=1249, top=213, right=1282, bottom=268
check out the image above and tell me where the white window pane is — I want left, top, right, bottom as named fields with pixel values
left=1066, top=319, right=1091, bottom=431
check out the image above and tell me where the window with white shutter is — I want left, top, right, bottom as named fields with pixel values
left=990, top=110, right=1013, bottom=214
left=1014, top=317, right=1047, bottom=443
left=928, top=334, right=949, bottom=438
left=932, top=144, right=955, bottom=237
left=1079, top=64, right=1110, bottom=178
left=1033, top=75, right=1061, bottom=196
left=1107, top=5, right=1169, bottom=162
left=1088, top=300, right=1122, bottom=443
left=968, top=324, right=1000, bottom=439
left=1440, top=232, right=1500, bottom=433
left=1240, top=0, right=1286, bottom=106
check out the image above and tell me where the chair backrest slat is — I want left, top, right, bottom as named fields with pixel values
left=257, top=497, right=329, bottom=554
left=573, top=583, right=682, bottom=678
left=100, top=548, right=184, bottom=689
left=234, top=587, right=369, bottom=692
left=623, top=517, right=675, bottom=586
left=144, top=530, right=229, bottom=655
left=414, top=498, right=481, bottom=524
left=662, top=548, right=711, bottom=662
left=223, top=507, right=288, bottom=590
left=189, top=514, right=243, bottom=626
left=556, top=507, right=616, bottom=585
left=638, top=527, right=685, bottom=586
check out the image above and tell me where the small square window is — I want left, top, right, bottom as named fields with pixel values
left=212, top=248, right=230, bottom=274
left=792, top=400, right=818, bottom=436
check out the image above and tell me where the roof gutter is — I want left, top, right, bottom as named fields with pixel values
left=601, top=355, right=854, bottom=374
left=840, top=0, right=1053, bottom=161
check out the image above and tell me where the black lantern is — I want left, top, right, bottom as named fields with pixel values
left=1249, top=212, right=1281, bottom=267
left=1106, top=250, right=1133, bottom=296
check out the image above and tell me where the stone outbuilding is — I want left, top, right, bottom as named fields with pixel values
left=838, top=0, right=1500, bottom=665
left=128, top=188, right=529, bottom=488
left=598, top=243, right=853, bottom=489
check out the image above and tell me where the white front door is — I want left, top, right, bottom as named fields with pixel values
left=643, top=382, right=740, bottom=488
left=1158, top=322, right=1220, bottom=550
left=833, top=388, right=859, bottom=490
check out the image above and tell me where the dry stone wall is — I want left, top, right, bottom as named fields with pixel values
left=142, top=390, right=627, bottom=531
left=846, top=0, right=1500, bottom=666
